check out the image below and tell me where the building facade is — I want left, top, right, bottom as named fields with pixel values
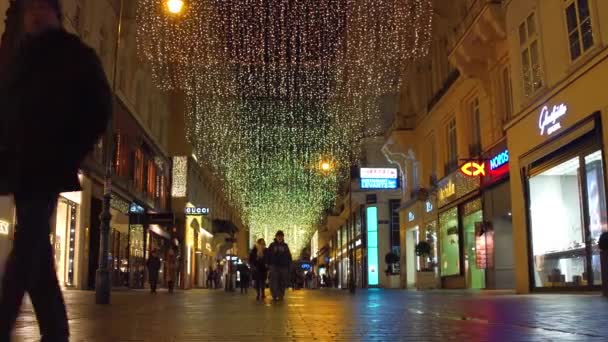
left=506, top=0, right=608, bottom=293
left=384, top=0, right=516, bottom=290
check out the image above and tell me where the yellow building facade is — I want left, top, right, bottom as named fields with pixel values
left=506, top=0, right=608, bottom=293
left=388, top=0, right=608, bottom=293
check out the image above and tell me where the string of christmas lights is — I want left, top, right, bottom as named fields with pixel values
left=136, top=0, right=433, bottom=253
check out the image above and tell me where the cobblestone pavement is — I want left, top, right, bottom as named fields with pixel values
left=10, top=288, right=608, bottom=341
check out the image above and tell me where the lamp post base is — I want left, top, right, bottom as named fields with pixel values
left=95, top=269, right=111, bottom=304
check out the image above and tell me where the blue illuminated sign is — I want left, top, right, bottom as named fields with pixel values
left=129, top=203, right=145, bottom=214
left=360, top=178, right=398, bottom=189
left=489, top=150, right=509, bottom=171
left=366, top=206, right=379, bottom=286
left=301, top=263, right=312, bottom=270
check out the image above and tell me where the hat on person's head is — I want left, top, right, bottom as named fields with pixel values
left=276, top=230, right=284, bottom=237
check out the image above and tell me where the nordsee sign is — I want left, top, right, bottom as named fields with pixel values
left=539, top=103, right=568, bottom=136
left=489, top=150, right=509, bottom=171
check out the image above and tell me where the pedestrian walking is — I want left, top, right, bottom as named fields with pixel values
left=249, top=238, right=269, bottom=300
left=237, top=263, right=250, bottom=294
left=206, top=266, right=215, bottom=289
left=146, top=250, right=161, bottom=294
left=165, top=249, right=177, bottom=293
left=0, top=0, right=111, bottom=340
left=267, top=231, right=292, bottom=301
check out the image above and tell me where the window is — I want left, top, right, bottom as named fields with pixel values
left=430, top=134, right=437, bottom=180
left=528, top=150, right=606, bottom=288
left=519, top=13, right=543, bottom=97
left=470, top=97, right=481, bottom=155
left=502, top=65, right=513, bottom=120
left=565, top=0, right=594, bottom=61
left=134, top=149, right=145, bottom=192
left=446, top=117, right=458, bottom=171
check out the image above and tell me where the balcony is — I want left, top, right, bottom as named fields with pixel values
left=448, top=0, right=506, bottom=84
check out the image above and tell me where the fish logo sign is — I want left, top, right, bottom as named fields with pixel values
left=461, top=162, right=485, bottom=177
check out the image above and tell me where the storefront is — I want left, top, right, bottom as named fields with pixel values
left=402, top=200, right=422, bottom=288
left=52, top=191, right=82, bottom=288
left=436, top=169, right=482, bottom=289
left=481, top=141, right=515, bottom=290
left=509, top=100, right=608, bottom=292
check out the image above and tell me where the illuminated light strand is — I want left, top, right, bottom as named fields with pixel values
left=136, top=0, right=433, bottom=252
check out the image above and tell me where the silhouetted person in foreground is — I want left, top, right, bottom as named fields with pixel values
left=267, top=231, right=292, bottom=301
left=147, top=250, right=161, bottom=294
left=0, top=0, right=111, bottom=340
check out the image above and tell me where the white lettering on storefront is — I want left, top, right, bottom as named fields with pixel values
left=539, top=104, right=568, bottom=136
left=0, top=220, right=9, bottom=235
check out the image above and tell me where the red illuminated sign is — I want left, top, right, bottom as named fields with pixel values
left=460, top=162, right=486, bottom=177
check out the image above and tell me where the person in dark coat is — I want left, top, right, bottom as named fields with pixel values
left=236, top=262, right=251, bottom=294
left=249, top=238, right=268, bottom=300
left=146, top=250, right=162, bottom=294
left=267, top=231, right=292, bottom=301
left=0, top=1, right=112, bottom=340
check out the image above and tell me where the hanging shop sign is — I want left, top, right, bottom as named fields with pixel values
left=489, top=150, right=509, bottom=171
left=425, top=201, right=433, bottom=213
left=482, top=143, right=510, bottom=185
left=460, top=161, right=486, bottom=177
left=360, top=167, right=399, bottom=190
left=0, top=220, right=9, bottom=235
left=539, top=103, right=568, bottom=136
left=185, top=207, right=210, bottom=215
left=408, top=212, right=415, bottom=222
left=475, top=222, right=494, bottom=269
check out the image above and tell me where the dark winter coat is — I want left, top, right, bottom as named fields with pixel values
left=146, top=255, right=161, bottom=280
left=0, top=28, right=112, bottom=194
left=267, top=239, right=292, bottom=268
left=249, top=246, right=269, bottom=274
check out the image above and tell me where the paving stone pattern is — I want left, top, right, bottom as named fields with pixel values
left=11, top=289, right=608, bottom=341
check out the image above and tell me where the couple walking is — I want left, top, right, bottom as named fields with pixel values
left=249, top=230, right=292, bottom=301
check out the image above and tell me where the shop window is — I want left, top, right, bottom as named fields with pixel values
left=502, top=65, right=513, bottom=120
left=565, top=0, right=594, bottom=61
left=529, top=150, right=607, bottom=288
left=146, top=160, right=156, bottom=198
left=439, top=207, right=460, bottom=276
left=519, top=13, right=543, bottom=97
left=469, top=97, right=482, bottom=156
left=462, top=202, right=486, bottom=289
left=134, top=149, right=144, bottom=192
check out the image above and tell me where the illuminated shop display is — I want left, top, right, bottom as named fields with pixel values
left=366, top=206, right=379, bottom=286
left=528, top=150, right=606, bottom=288
left=439, top=208, right=459, bottom=276
left=53, top=196, right=79, bottom=287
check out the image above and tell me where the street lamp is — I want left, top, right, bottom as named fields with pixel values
left=321, top=162, right=332, bottom=172
left=166, top=0, right=185, bottom=14
left=96, top=0, right=185, bottom=305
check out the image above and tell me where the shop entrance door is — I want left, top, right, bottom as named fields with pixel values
left=406, top=227, right=419, bottom=288
left=463, top=209, right=485, bottom=289
left=528, top=149, right=607, bottom=289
